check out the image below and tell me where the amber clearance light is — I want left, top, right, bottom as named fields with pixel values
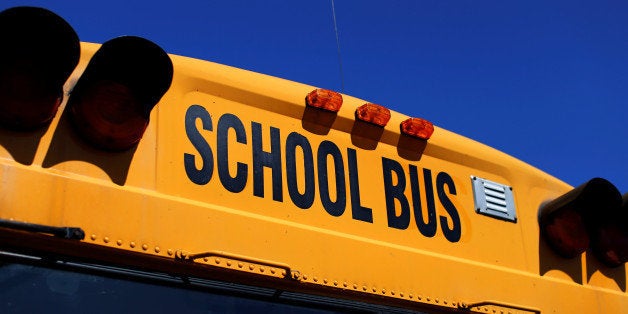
left=355, top=103, right=390, bottom=127
left=401, top=117, right=434, bottom=140
left=305, top=88, right=343, bottom=112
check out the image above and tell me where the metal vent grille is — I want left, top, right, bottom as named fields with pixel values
left=471, top=176, right=516, bottom=222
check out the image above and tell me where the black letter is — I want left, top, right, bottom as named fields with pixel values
left=252, top=122, right=283, bottom=201
left=217, top=114, right=248, bottom=193
left=285, top=132, right=315, bottom=209
left=382, top=158, right=410, bottom=229
left=413, top=167, right=437, bottom=237
left=348, top=148, right=373, bottom=223
left=317, top=141, right=346, bottom=216
left=437, top=172, right=462, bottom=243
left=184, top=105, right=213, bottom=185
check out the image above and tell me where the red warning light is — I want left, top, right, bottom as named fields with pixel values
left=541, top=207, right=590, bottom=258
left=0, top=65, right=63, bottom=130
left=355, top=103, right=390, bottom=127
left=401, top=117, right=434, bottom=140
left=305, top=89, right=343, bottom=112
left=69, top=80, right=148, bottom=151
left=67, top=36, right=173, bottom=151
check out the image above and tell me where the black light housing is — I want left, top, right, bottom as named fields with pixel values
left=0, top=6, right=80, bottom=130
left=539, top=178, right=624, bottom=266
left=591, top=193, right=628, bottom=267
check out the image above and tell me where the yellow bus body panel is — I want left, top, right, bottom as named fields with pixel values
left=0, top=42, right=626, bottom=313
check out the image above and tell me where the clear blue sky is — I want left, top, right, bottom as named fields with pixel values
left=2, top=1, right=627, bottom=193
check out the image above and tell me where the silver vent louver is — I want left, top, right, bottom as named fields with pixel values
left=471, top=176, right=517, bottom=222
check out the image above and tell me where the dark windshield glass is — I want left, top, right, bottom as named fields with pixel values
left=0, top=252, right=422, bottom=314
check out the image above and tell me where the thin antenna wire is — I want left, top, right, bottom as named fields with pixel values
left=331, top=0, right=345, bottom=92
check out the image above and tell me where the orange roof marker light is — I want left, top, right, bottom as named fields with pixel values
left=305, top=88, right=343, bottom=112
left=355, top=103, right=391, bottom=127
left=401, top=117, right=435, bottom=140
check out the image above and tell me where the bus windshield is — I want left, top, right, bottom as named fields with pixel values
left=0, top=250, right=422, bottom=314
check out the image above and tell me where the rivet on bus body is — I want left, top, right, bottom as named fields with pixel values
left=260, top=267, right=265, bottom=272
left=301, top=274, right=307, bottom=280
left=323, top=279, right=328, bottom=284
left=362, top=286, right=367, bottom=291
left=142, top=244, right=148, bottom=251
left=116, top=240, right=122, bottom=246
left=409, top=294, right=413, bottom=299
left=391, top=291, right=395, bottom=296
left=103, top=237, right=110, bottom=243
left=215, top=258, right=221, bottom=264
left=167, top=249, right=173, bottom=256
left=270, top=268, right=276, bottom=274
left=203, top=257, right=208, bottom=262
left=353, top=283, right=357, bottom=289
left=342, top=282, right=347, bottom=288
left=154, top=247, right=160, bottom=253
left=381, top=289, right=386, bottom=295
left=249, top=264, right=255, bottom=270
left=238, top=262, right=243, bottom=268
left=90, top=234, right=97, bottom=241
left=333, top=281, right=338, bottom=286
left=400, top=292, right=404, bottom=297
left=313, top=277, right=318, bottom=282
left=227, top=261, right=232, bottom=267
left=372, top=287, right=377, bottom=292
left=130, top=242, right=136, bottom=248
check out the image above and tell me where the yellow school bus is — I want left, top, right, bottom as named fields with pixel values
left=1, top=6, right=627, bottom=313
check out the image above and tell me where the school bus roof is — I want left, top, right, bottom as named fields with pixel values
left=0, top=42, right=626, bottom=313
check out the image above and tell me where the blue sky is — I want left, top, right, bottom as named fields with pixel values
left=2, top=1, right=627, bottom=193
